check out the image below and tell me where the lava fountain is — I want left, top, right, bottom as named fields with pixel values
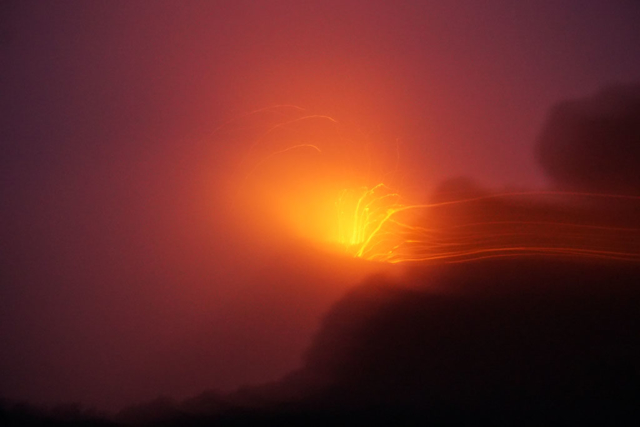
left=219, top=106, right=640, bottom=264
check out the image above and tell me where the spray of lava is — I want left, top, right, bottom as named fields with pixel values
left=219, top=106, right=640, bottom=264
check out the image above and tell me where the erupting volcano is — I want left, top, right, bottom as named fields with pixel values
left=226, top=106, right=640, bottom=265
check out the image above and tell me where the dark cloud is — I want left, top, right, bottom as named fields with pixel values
left=536, top=84, right=640, bottom=195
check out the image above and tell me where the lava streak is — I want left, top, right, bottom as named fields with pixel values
left=335, top=184, right=402, bottom=255
left=220, top=106, right=640, bottom=264
left=350, top=191, right=640, bottom=263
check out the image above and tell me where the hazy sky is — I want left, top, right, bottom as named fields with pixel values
left=1, top=0, right=640, bottom=410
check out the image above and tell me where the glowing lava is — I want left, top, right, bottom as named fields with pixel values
left=220, top=106, right=640, bottom=265
left=336, top=184, right=402, bottom=254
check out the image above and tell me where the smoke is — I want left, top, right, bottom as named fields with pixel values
left=536, top=84, right=640, bottom=195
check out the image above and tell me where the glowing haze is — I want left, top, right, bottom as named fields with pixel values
left=228, top=107, right=640, bottom=265
left=229, top=108, right=410, bottom=258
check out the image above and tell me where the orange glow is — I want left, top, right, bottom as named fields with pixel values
left=222, top=107, right=640, bottom=265
left=335, top=184, right=402, bottom=253
left=352, top=191, right=640, bottom=263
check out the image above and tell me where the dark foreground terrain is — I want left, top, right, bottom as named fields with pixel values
left=3, top=257, right=640, bottom=426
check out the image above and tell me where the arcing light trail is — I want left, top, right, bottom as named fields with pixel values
left=222, top=106, right=640, bottom=264
left=355, top=193, right=640, bottom=263
left=335, top=187, right=640, bottom=263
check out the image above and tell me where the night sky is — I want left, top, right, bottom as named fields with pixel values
left=2, top=0, right=640, bottom=421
